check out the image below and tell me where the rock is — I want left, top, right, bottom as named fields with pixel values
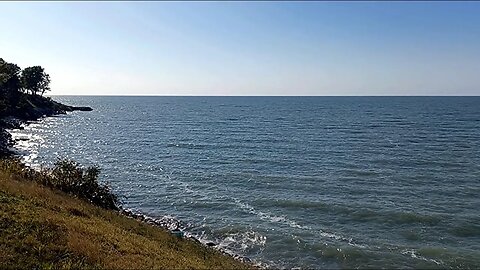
left=71, top=106, right=93, bottom=111
left=0, top=128, right=14, bottom=157
left=0, top=117, right=23, bottom=129
left=171, top=229, right=184, bottom=238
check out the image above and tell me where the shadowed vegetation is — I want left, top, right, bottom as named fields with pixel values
left=1, top=58, right=60, bottom=119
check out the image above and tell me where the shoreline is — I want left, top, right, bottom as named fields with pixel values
left=0, top=158, right=253, bottom=269
left=0, top=96, right=259, bottom=268
left=0, top=93, right=93, bottom=156
left=119, top=208, right=257, bottom=266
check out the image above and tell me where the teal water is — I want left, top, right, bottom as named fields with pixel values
left=10, top=96, right=480, bottom=268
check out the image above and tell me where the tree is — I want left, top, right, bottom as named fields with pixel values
left=21, top=66, right=51, bottom=96
left=0, top=58, right=22, bottom=94
left=0, top=58, right=22, bottom=115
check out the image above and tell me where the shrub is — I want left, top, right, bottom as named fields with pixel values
left=0, top=158, right=119, bottom=210
left=49, top=159, right=119, bottom=210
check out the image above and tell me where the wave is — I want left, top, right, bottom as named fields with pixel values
left=449, top=223, right=480, bottom=237
left=234, top=198, right=368, bottom=251
left=166, top=142, right=213, bottom=150
left=119, top=208, right=261, bottom=266
left=257, top=198, right=443, bottom=226
left=401, top=249, right=443, bottom=266
left=233, top=198, right=310, bottom=230
left=216, top=228, right=267, bottom=255
left=256, top=199, right=330, bottom=211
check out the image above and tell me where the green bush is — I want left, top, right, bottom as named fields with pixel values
left=49, top=159, right=119, bottom=210
left=0, top=158, right=119, bottom=210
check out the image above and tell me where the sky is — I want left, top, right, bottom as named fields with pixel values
left=1, top=1, right=479, bottom=96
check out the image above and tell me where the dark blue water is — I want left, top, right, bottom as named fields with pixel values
left=10, top=96, right=480, bottom=268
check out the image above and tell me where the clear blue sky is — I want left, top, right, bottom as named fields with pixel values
left=1, top=1, right=479, bottom=96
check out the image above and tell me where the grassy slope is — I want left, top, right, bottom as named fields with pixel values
left=0, top=167, right=251, bottom=269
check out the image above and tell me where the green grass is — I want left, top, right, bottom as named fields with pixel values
left=0, top=159, right=253, bottom=269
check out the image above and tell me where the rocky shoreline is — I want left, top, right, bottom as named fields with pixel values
left=119, top=208, right=256, bottom=266
left=0, top=97, right=92, bottom=156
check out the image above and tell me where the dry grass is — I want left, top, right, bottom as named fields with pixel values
left=0, top=161, right=253, bottom=269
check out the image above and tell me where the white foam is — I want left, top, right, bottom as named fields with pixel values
left=218, top=230, right=267, bottom=252
left=233, top=198, right=310, bottom=230
left=401, top=249, right=444, bottom=265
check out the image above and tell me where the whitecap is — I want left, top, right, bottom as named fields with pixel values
left=401, top=249, right=444, bottom=265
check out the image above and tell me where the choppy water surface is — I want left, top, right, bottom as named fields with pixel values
left=9, top=96, right=480, bottom=268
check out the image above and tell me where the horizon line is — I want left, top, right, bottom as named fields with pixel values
left=47, top=94, right=480, bottom=97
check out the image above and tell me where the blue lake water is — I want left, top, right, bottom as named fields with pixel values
left=9, top=96, right=480, bottom=268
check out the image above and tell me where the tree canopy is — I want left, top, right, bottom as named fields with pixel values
left=0, top=58, right=22, bottom=94
left=0, top=58, right=51, bottom=96
left=1, top=58, right=53, bottom=117
left=21, top=66, right=51, bottom=96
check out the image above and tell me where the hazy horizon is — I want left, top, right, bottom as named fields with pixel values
left=2, top=1, right=480, bottom=96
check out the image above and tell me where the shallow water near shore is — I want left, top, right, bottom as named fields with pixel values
left=9, top=96, right=480, bottom=268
